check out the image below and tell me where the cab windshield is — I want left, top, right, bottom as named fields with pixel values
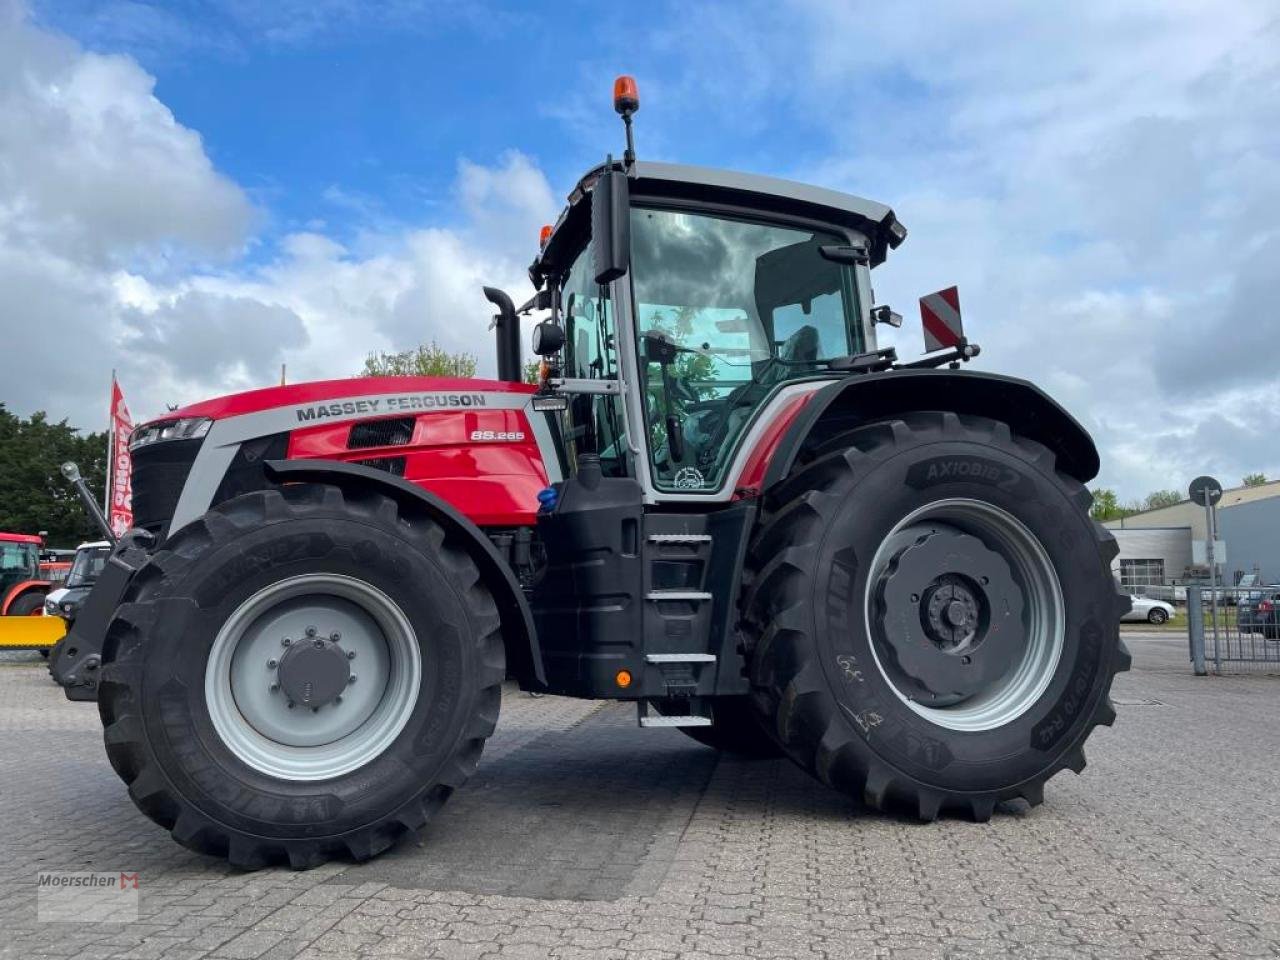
left=629, top=206, right=863, bottom=491
left=0, top=542, right=38, bottom=579
left=67, top=547, right=111, bottom=588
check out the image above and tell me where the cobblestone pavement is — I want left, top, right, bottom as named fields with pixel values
left=0, top=639, right=1277, bottom=959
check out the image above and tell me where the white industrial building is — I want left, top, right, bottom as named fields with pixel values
left=1103, top=479, right=1280, bottom=589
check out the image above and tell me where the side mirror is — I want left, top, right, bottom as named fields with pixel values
left=531, top=322, right=565, bottom=357
left=592, top=168, right=630, bottom=284
left=871, top=305, right=903, bottom=328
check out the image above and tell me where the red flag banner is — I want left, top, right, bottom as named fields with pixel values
left=919, top=286, right=963, bottom=352
left=109, top=378, right=134, bottom=537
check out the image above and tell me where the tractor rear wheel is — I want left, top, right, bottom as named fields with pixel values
left=743, top=412, right=1129, bottom=821
left=98, top=483, right=505, bottom=869
left=679, top=695, right=784, bottom=758
left=8, top=593, right=44, bottom=616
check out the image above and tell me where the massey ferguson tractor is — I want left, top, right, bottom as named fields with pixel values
left=52, top=78, right=1128, bottom=870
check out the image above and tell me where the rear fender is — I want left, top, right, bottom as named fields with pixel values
left=762, top=369, right=1100, bottom=490
left=264, top=459, right=546, bottom=689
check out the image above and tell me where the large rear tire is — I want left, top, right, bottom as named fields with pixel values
left=98, top=484, right=505, bottom=869
left=744, top=412, right=1130, bottom=820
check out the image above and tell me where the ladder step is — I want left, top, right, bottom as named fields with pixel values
left=648, top=533, right=712, bottom=544
left=639, top=715, right=713, bottom=728
left=645, top=653, right=716, bottom=664
left=645, top=591, right=713, bottom=602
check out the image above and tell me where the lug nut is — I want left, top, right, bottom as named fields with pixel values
left=282, top=638, right=292, bottom=647
left=305, top=626, right=317, bottom=638
left=267, top=659, right=278, bottom=669
left=287, top=701, right=295, bottom=709
left=347, top=650, right=356, bottom=660
left=348, top=675, right=357, bottom=685
left=330, top=632, right=341, bottom=642
left=269, top=683, right=280, bottom=693
left=314, top=639, right=324, bottom=649
left=335, top=696, right=343, bottom=705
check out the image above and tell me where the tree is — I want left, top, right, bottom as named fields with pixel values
left=1088, top=488, right=1133, bottom=522
left=1142, top=489, right=1182, bottom=511
left=0, top=405, right=109, bottom=546
left=360, top=342, right=477, bottom=378
left=1243, top=472, right=1268, bottom=487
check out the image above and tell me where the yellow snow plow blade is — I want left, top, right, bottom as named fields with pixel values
left=0, top=617, right=65, bottom=649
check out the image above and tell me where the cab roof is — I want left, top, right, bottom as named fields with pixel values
left=0, top=533, right=42, bottom=544
left=538, top=160, right=907, bottom=276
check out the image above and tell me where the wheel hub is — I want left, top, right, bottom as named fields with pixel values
left=923, top=577, right=981, bottom=650
left=207, top=576, right=422, bottom=777
left=874, top=526, right=1025, bottom=706
left=276, top=633, right=351, bottom=709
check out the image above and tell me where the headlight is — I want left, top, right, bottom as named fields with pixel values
left=61, top=602, right=75, bottom=614
left=129, top=417, right=212, bottom=450
left=44, top=599, right=58, bottom=616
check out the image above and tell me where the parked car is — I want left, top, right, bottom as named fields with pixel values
left=42, top=541, right=111, bottom=627
left=1238, top=588, right=1280, bottom=639
left=1121, top=595, right=1176, bottom=624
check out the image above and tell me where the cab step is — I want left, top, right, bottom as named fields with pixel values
left=639, top=714, right=712, bottom=728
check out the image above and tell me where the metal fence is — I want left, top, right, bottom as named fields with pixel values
left=1188, top=586, right=1280, bottom=675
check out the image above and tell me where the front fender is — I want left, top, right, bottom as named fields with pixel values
left=763, top=368, right=1100, bottom=490
left=264, top=459, right=546, bottom=689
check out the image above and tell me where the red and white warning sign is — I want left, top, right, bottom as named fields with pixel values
left=919, top=286, right=963, bottom=352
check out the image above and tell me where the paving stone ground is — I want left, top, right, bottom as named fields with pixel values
left=0, top=638, right=1277, bottom=959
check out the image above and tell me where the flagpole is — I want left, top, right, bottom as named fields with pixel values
left=105, top=370, right=114, bottom=517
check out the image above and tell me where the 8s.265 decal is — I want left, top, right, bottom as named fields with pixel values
left=469, top=430, right=525, bottom=442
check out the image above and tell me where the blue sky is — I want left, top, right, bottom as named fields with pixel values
left=32, top=0, right=841, bottom=255
left=3, top=0, right=1279, bottom=499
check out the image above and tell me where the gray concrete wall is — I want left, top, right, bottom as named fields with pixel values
left=1110, top=527, right=1193, bottom=585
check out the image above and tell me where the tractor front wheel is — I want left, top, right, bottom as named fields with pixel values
left=744, top=412, right=1129, bottom=820
left=98, top=483, right=505, bottom=869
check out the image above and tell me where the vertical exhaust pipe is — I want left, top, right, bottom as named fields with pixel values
left=483, top=287, right=522, bottom=384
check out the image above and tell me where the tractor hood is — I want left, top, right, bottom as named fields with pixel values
left=145, top=376, right=535, bottom=428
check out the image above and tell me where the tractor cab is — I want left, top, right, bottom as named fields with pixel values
left=517, top=137, right=907, bottom=501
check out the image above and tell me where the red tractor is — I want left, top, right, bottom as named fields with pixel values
left=1, top=532, right=58, bottom=617
left=53, top=79, right=1127, bottom=870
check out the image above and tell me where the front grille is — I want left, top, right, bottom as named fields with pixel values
left=348, top=417, right=415, bottom=449
left=352, top=456, right=406, bottom=477
left=130, top=438, right=203, bottom=538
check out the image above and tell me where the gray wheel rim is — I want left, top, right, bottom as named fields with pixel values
left=205, top=574, right=422, bottom=781
left=863, top=498, right=1065, bottom=732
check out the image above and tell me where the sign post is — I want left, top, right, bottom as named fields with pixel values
left=1188, top=475, right=1223, bottom=671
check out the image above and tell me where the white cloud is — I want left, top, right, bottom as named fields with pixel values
left=778, top=1, right=1280, bottom=498
left=0, top=4, right=554, bottom=428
